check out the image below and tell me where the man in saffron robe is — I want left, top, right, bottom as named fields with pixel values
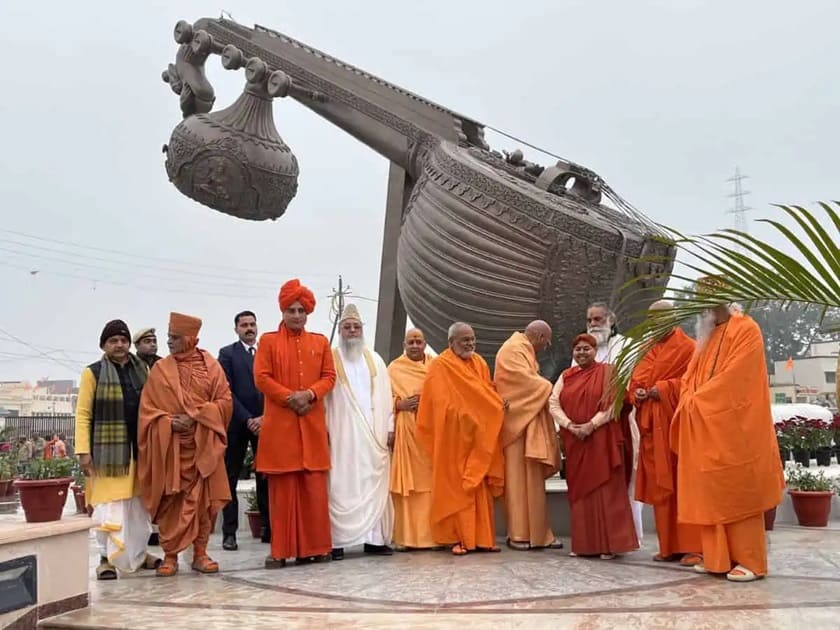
left=326, top=304, right=394, bottom=559
left=494, top=321, right=562, bottom=550
left=254, top=279, right=336, bottom=568
left=673, top=276, right=784, bottom=582
left=388, top=328, right=435, bottom=550
left=550, top=333, right=638, bottom=559
left=138, top=312, right=232, bottom=577
left=417, top=322, right=505, bottom=556
left=630, top=300, right=701, bottom=564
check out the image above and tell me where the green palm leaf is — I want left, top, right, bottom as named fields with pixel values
left=610, top=201, right=840, bottom=415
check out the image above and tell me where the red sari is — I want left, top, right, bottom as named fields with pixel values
left=560, top=362, right=638, bottom=556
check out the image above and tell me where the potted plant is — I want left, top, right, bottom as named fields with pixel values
left=775, top=419, right=793, bottom=464
left=14, top=456, right=75, bottom=523
left=240, top=444, right=254, bottom=480
left=785, top=463, right=835, bottom=527
left=70, top=463, right=92, bottom=516
left=245, top=489, right=262, bottom=538
left=812, top=418, right=834, bottom=466
left=0, top=454, right=15, bottom=497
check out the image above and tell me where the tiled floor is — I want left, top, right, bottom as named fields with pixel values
left=40, top=523, right=840, bottom=629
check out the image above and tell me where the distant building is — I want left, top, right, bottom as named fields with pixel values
left=0, top=379, right=78, bottom=415
left=769, top=340, right=838, bottom=408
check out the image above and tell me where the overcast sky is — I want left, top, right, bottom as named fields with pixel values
left=1, top=0, right=837, bottom=383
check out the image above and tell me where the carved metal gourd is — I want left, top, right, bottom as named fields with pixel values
left=162, top=18, right=675, bottom=378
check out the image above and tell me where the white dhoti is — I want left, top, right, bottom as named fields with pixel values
left=327, top=347, right=395, bottom=548
left=93, top=497, right=151, bottom=572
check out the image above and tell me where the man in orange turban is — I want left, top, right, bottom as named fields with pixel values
left=673, top=276, right=784, bottom=582
left=138, top=312, right=232, bottom=577
left=254, top=279, right=337, bottom=567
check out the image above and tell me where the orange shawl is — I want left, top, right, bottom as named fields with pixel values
left=494, top=332, right=558, bottom=477
left=672, top=314, right=784, bottom=525
left=138, top=350, right=232, bottom=519
left=417, top=349, right=505, bottom=526
left=388, top=353, right=433, bottom=496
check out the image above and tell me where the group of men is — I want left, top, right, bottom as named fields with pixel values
left=76, top=274, right=782, bottom=584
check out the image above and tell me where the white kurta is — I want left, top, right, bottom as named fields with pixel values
left=571, top=333, right=644, bottom=543
left=326, top=347, right=395, bottom=548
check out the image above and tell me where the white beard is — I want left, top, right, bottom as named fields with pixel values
left=340, top=336, right=365, bottom=362
left=695, top=311, right=717, bottom=351
left=587, top=326, right=610, bottom=347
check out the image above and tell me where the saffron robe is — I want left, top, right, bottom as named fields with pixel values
left=630, top=328, right=700, bottom=557
left=254, top=324, right=336, bottom=559
left=494, top=332, right=558, bottom=547
left=388, top=353, right=435, bottom=548
left=672, top=313, right=784, bottom=575
left=417, top=349, right=504, bottom=550
left=138, top=350, right=232, bottom=556
left=326, top=347, right=394, bottom=548
left=555, top=363, right=638, bottom=556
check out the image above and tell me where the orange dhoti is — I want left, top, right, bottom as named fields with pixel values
left=503, top=434, right=554, bottom=547
left=432, top=479, right=496, bottom=549
left=267, top=471, right=331, bottom=559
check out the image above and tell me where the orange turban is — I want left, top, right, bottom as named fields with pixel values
left=169, top=312, right=202, bottom=337
left=572, top=333, right=598, bottom=349
left=279, top=279, right=316, bottom=313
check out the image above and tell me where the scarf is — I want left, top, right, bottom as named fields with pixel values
left=92, top=354, right=148, bottom=476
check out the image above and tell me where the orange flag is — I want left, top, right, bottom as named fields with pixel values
left=784, top=357, right=794, bottom=371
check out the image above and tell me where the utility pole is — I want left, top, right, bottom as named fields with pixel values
left=726, top=166, right=752, bottom=234
left=328, top=275, right=352, bottom=345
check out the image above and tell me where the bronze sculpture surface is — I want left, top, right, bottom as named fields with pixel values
left=162, top=17, right=674, bottom=378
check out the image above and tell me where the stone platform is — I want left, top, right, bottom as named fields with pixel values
left=40, top=519, right=840, bottom=629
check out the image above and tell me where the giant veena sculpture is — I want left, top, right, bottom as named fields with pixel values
left=161, top=17, right=674, bottom=378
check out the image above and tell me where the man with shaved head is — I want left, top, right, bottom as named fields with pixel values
left=388, top=328, right=436, bottom=549
left=630, top=300, right=701, bottom=565
left=494, top=321, right=563, bottom=550
left=417, top=323, right=506, bottom=555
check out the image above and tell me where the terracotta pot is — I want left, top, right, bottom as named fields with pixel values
left=14, top=477, right=73, bottom=523
left=789, top=490, right=833, bottom=527
left=246, top=510, right=263, bottom=538
left=763, top=506, right=777, bottom=531
left=71, top=484, right=88, bottom=515
left=0, top=479, right=13, bottom=497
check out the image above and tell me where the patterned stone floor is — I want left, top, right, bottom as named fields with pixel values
left=42, top=523, right=840, bottom=629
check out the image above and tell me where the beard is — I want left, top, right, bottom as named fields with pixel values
left=587, top=325, right=610, bottom=346
left=340, top=336, right=365, bottom=361
left=695, top=311, right=717, bottom=351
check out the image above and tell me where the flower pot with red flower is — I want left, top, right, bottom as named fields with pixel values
left=785, top=464, right=835, bottom=527
left=14, top=457, right=74, bottom=523
left=70, top=463, right=92, bottom=516
left=244, top=489, right=262, bottom=538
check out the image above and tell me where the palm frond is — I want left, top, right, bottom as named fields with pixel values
left=610, top=202, right=840, bottom=415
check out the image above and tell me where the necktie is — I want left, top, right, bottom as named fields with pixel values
left=249, top=347, right=255, bottom=357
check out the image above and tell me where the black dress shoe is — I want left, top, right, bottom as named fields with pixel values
left=148, top=533, right=159, bottom=546
left=222, top=534, right=238, bottom=551
left=331, top=547, right=344, bottom=561
left=260, top=526, right=271, bottom=543
left=363, top=543, right=394, bottom=556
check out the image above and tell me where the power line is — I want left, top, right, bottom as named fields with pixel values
left=0, top=327, right=84, bottom=371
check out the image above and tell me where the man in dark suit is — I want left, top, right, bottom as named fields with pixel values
left=218, top=310, right=269, bottom=550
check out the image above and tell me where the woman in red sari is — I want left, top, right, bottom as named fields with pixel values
left=549, top=333, right=638, bottom=559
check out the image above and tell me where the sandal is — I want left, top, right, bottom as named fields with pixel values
left=693, top=563, right=709, bottom=574
left=600, top=553, right=616, bottom=560
left=191, top=555, right=219, bottom=574
left=156, top=555, right=179, bottom=577
left=477, top=546, right=501, bottom=553
left=96, top=562, right=117, bottom=581
left=653, top=553, right=677, bottom=562
left=451, top=543, right=468, bottom=556
left=726, top=564, right=761, bottom=583
left=679, top=553, right=703, bottom=567
left=506, top=538, right=530, bottom=551
left=142, top=554, right=162, bottom=570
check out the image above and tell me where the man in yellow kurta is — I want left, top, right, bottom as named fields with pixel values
left=388, top=328, right=436, bottom=549
left=494, top=321, right=562, bottom=550
left=75, top=320, right=160, bottom=580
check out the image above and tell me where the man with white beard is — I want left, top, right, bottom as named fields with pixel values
left=326, top=304, right=395, bottom=560
left=572, top=302, right=644, bottom=544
